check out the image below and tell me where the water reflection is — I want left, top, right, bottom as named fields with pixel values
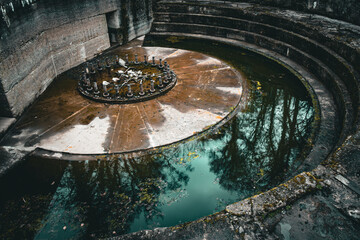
left=0, top=43, right=315, bottom=239
left=34, top=154, right=192, bottom=238
left=16, top=81, right=313, bottom=238
left=208, top=80, right=314, bottom=196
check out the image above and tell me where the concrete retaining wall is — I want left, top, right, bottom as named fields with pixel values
left=232, top=0, right=360, bottom=26
left=156, top=0, right=360, bottom=26
left=148, top=2, right=360, bottom=137
left=0, top=0, right=152, bottom=117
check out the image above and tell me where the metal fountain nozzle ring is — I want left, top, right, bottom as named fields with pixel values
left=78, top=54, right=177, bottom=104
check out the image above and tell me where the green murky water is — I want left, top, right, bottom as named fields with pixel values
left=0, top=40, right=315, bottom=239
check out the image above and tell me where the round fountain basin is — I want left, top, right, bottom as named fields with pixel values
left=2, top=40, right=245, bottom=155
left=0, top=38, right=315, bottom=239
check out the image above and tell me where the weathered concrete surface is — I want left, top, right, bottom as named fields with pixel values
left=0, top=146, right=31, bottom=177
left=108, top=211, right=246, bottom=240
left=226, top=171, right=321, bottom=217
left=149, top=1, right=360, bottom=133
left=2, top=14, right=110, bottom=117
left=0, top=117, right=15, bottom=138
left=231, top=0, right=360, bottom=26
left=107, top=160, right=360, bottom=240
left=270, top=180, right=360, bottom=239
left=267, top=134, right=360, bottom=240
left=0, top=38, right=246, bottom=155
left=159, top=0, right=360, bottom=26
left=0, top=14, right=110, bottom=117
left=0, top=0, right=153, bottom=117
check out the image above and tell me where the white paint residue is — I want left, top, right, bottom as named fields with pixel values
left=144, top=47, right=184, bottom=60
left=39, top=116, right=110, bottom=154
left=11, top=128, right=41, bottom=149
left=80, top=45, right=86, bottom=60
left=216, top=86, right=243, bottom=96
left=52, top=153, right=63, bottom=158
left=12, top=128, right=39, bottom=140
left=147, top=104, right=225, bottom=146
left=143, top=48, right=161, bottom=58
left=147, top=131, right=157, bottom=148
left=196, top=56, right=222, bottom=65
left=335, top=175, right=350, bottom=186
left=137, top=36, right=145, bottom=41
left=163, top=49, right=188, bottom=60
left=280, top=223, right=292, bottom=240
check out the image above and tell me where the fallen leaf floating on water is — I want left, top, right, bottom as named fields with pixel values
left=258, top=169, right=265, bottom=177
left=188, top=152, right=196, bottom=156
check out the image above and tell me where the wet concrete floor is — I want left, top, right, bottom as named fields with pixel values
left=1, top=38, right=246, bottom=155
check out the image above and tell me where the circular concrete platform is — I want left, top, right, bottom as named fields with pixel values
left=2, top=39, right=246, bottom=155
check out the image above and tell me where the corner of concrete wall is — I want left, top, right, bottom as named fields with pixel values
left=0, top=0, right=153, bottom=117
left=0, top=14, right=110, bottom=117
left=107, top=0, right=153, bottom=45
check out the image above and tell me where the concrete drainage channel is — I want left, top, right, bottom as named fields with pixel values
left=107, top=1, right=360, bottom=239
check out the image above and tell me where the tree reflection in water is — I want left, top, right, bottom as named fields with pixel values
left=0, top=42, right=316, bottom=239
left=35, top=153, right=192, bottom=238
left=207, top=74, right=314, bottom=196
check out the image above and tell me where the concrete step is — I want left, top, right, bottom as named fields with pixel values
left=147, top=22, right=354, bottom=134
left=150, top=5, right=360, bottom=130
left=154, top=1, right=360, bottom=76
left=151, top=12, right=360, bottom=116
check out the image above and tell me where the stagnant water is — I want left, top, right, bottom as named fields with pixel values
left=0, top=41, right=315, bottom=239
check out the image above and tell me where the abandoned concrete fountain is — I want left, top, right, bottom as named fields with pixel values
left=0, top=0, right=360, bottom=239
left=78, top=55, right=177, bottom=103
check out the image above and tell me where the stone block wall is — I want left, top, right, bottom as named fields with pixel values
left=0, top=0, right=152, bottom=117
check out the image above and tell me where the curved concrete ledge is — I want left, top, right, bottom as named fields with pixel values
left=0, top=0, right=153, bottom=117
left=146, top=24, right=354, bottom=142
left=157, top=0, right=360, bottom=26
left=155, top=2, right=360, bottom=72
left=225, top=169, right=322, bottom=217
left=144, top=32, right=336, bottom=173
left=153, top=12, right=360, bottom=116
left=147, top=4, right=360, bottom=142
left=146, top=0, right=360, bottom=180
left=154, top=1, right=360, bottom=114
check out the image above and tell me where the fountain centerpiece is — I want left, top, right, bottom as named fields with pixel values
left=78, top=54, right=177, bottom=104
